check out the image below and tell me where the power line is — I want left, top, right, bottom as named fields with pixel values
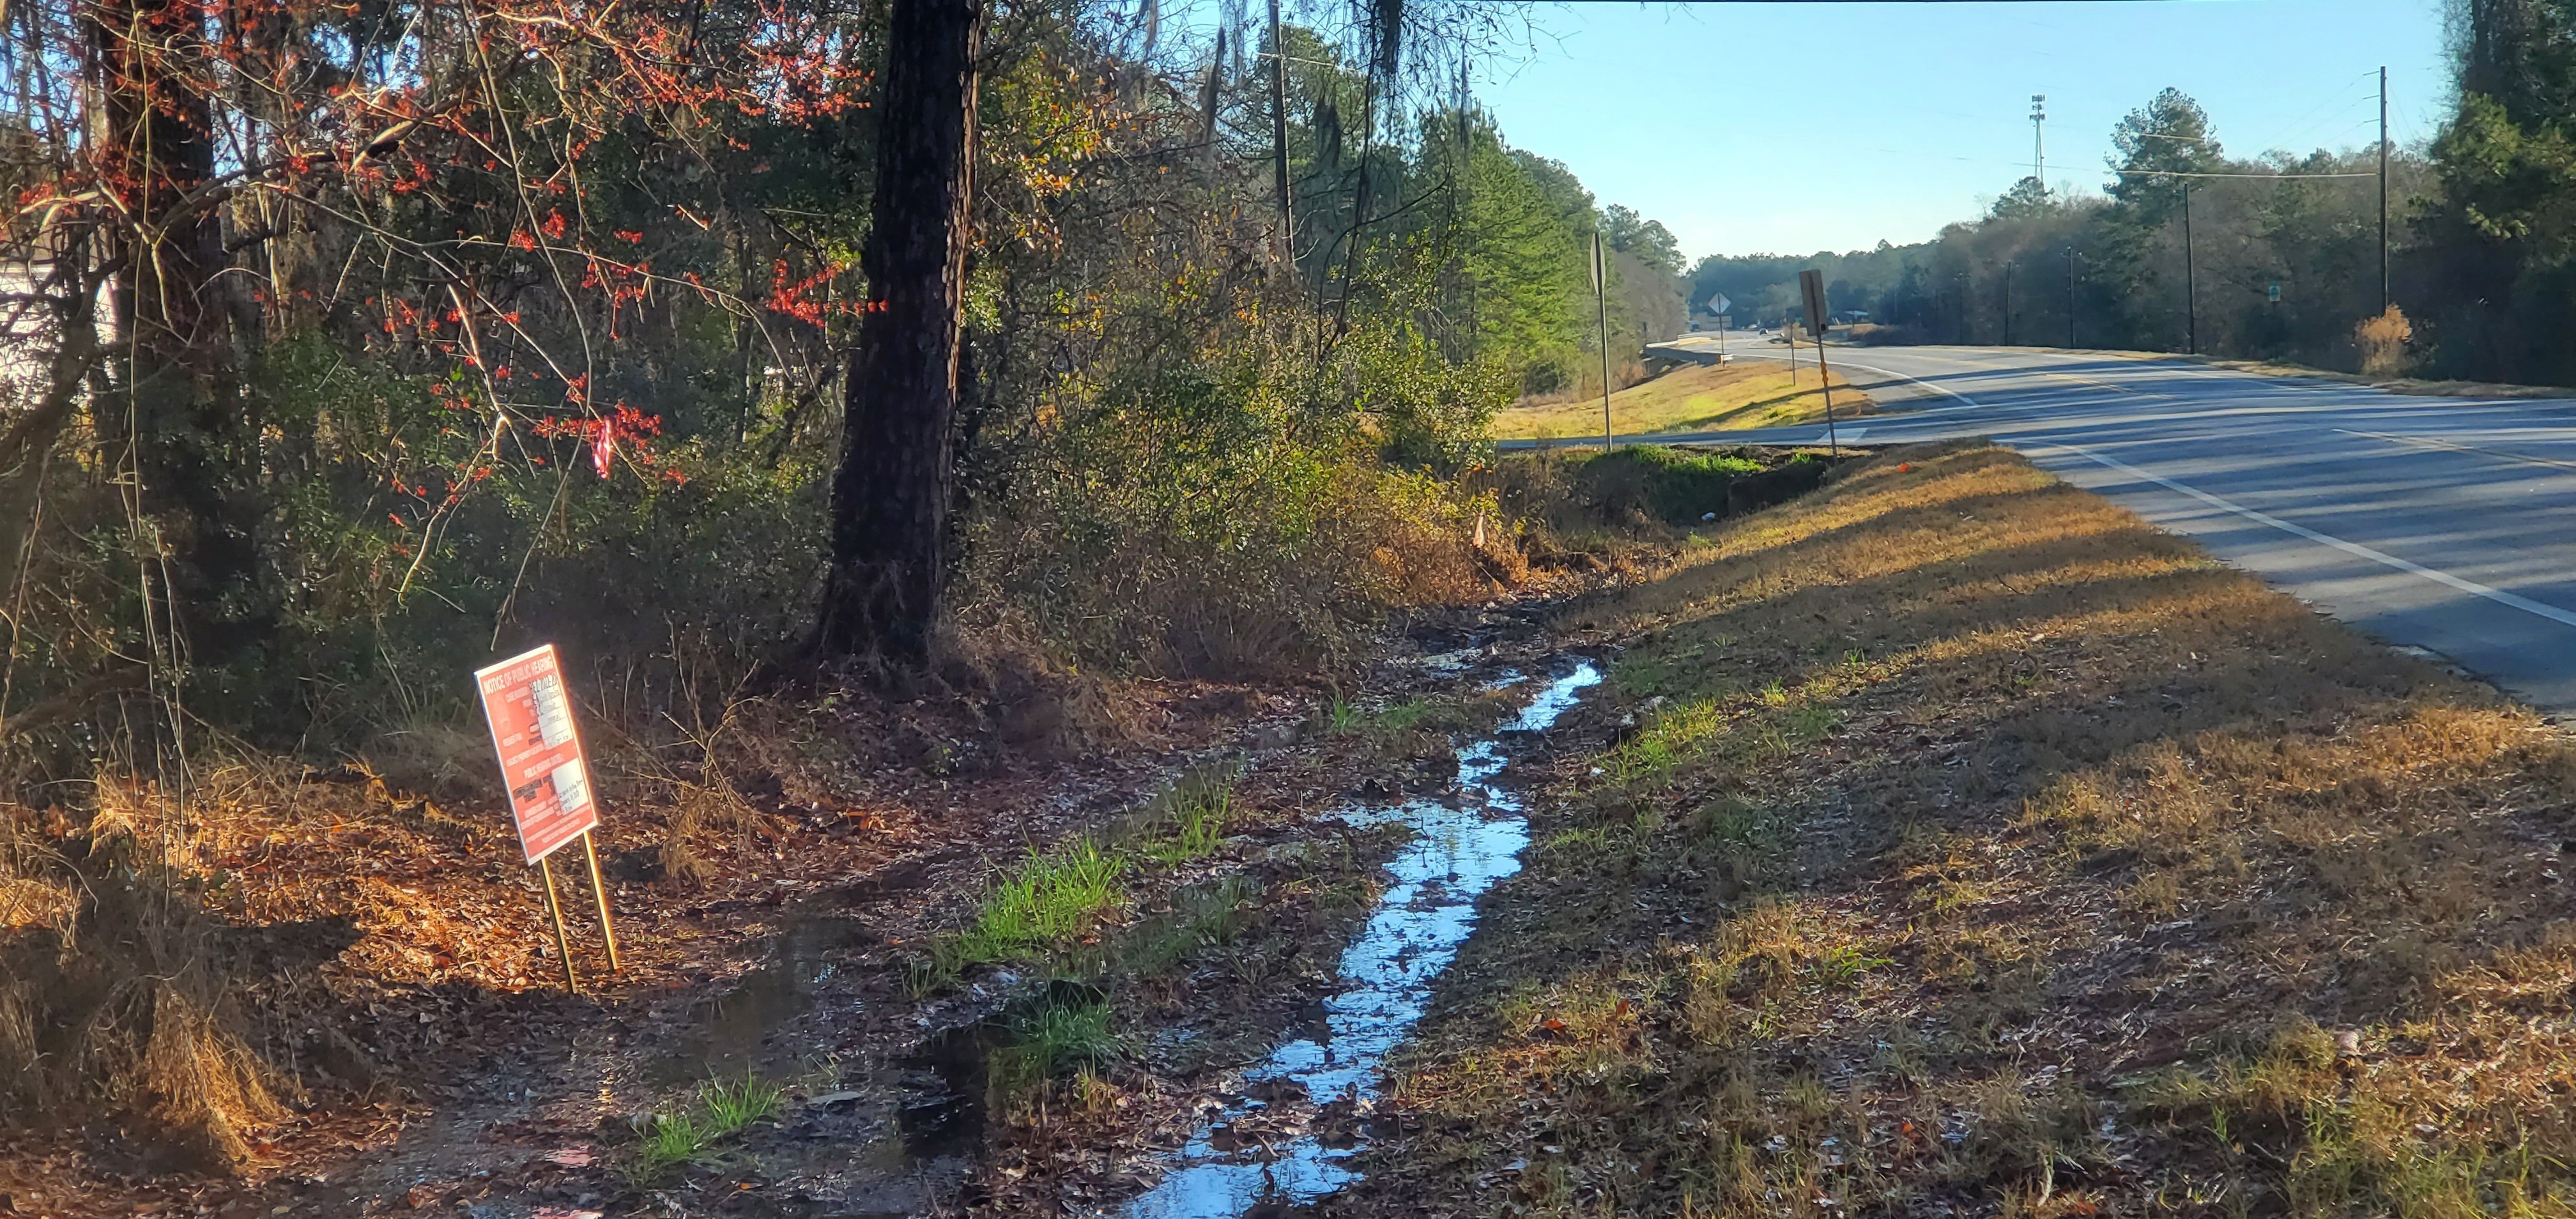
left=2113, top=168, right=2376, bottom=180
left=2261, top=69, right=2384, bottom=150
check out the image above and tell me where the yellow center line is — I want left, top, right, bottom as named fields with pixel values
left=2337, top=427, right=2576, bottom=475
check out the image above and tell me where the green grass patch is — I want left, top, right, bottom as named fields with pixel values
left=1139, top=778, right=1232, bottom=867
left=627, top=1071, right=787, bottom=1183
left=991, top=991, right=1123, bottom=1098
left=1499, top=445, right=1834, bottom=529
left=940, top=838, right=1128, bottom=974
left=1327, top=693, right=1480, bottom=752
left=698, top=1070, right=785, bottom=1137
left=920, top=775, right=1258, bottom=992
left=1607, top=696, right=1726, bottom=789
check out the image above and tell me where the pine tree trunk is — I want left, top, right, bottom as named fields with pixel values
left=813, top=0, right=981, bottom=666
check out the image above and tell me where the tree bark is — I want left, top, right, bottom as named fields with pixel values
left=90, top=0, right=266, bottom=659
left=812, top=0, right=982, bottom=666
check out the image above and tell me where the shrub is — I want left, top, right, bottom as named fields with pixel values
left=958, top=323, right=1510, bottom=680
left=1848, top=322, right=1931, bottom=346
left=2356, top=305, right=2416, bottom=377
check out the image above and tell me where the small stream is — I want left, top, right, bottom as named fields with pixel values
left=1118, top=661, right=1602, bottom=1218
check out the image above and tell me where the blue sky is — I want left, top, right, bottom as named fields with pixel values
left=1475, top=0, right=2451, bottom=259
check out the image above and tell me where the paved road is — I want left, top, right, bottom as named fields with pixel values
left=1593, top=339, right=2576, bottom=714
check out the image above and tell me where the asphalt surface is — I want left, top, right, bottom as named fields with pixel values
left=1572, top=338, right=2576, bottom=714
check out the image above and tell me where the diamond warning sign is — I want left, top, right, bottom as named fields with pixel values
left=475, top=644, right=599, bottom=864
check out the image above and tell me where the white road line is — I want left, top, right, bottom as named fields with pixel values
left=1818, top=426, right=1867, bottom=444
left=2048, top=440, right=2576, bottom=631
left=1830, top=355, right=2576, bottom=632
left=1826, top=360, right=1985, bottom=408
left=2337, top=427, right=2576, bottom=475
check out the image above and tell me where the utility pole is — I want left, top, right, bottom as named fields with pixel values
left=2183, top=179, right=2197, bottom=355
left=2065, top=248, right=2077, bottom=348
left=2031, top=95, right=2047, bottom=190
left=2379, top=65, right=2391, bottom=316
left=1268, top=0, right=1291, bottom=259
left=1592, top=231, right=1613, bottom=452
left=2004, top=259, right=2016, bottom=346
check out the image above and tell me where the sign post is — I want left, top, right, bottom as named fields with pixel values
left=1800, top=269, right=1841, bottom=457
left=475, top=644, right=620, bottom=992
left=1591, top=231, right=1614, bottom=452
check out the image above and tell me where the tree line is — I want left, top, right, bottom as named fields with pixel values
left=1690, top=1, right=2576, bottom=387
left=0, top=0, right=1684, bottom=763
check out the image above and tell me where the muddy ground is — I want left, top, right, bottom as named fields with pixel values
left=0, top=581, right=1650, bottom=1218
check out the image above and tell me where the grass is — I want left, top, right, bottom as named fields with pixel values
left=919, top=776, right=1253, bottom=990
left=946, top=838, right=1128, bottom=969
left=991, top=992, right=1123, bottom=1098
left=1491, top=360, right=1874, bottom=440
left=2153, top=351, right=2576, bottom=400
left=698, top=1071, right=786, bottom=1136
left=1344, top=441, right=2576, bottom=1218
left=1324, top=691, right=1514, bottom=757
left=1111, top=875, right=1255, bottom=978
left=629, top=1070, right=786, bottom=1183
left=1138, top=778, right=1232, bottom=867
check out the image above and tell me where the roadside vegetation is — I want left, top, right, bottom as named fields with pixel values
left=0, top=0, right=1701, bottom=1193
left=1491, top=360, right=1873, bottom=440
left=1354, top=442, right=2576, bottom=1217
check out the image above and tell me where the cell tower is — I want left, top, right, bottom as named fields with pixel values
left=2030, top=95, right=2048, bottom=190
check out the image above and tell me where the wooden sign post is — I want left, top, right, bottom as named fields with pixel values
left=476, top=644, right=621, bottom=992
left=1799, top=268, right=1841, bottom=458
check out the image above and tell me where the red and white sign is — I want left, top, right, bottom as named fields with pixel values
left=475, top=644, right=599, bottom=864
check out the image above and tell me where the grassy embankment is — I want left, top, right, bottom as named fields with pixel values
left=1493, top=360, right=1874, bottom=441
left=1351, top=442, right=2576, bottom=1216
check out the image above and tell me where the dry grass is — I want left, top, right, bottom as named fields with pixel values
left=1, top=775, right=302, bottom=1173
left=1347, top=442, right=2576, bottom=1217
left=2133, top=350, right=2576, bottom=401
left=1493, top=362, right=1875, bottom=441
left=2358, top=305, right=2418, bottom=378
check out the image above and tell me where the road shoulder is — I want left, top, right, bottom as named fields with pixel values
left=1333, top=441, right=2576, bottom=1216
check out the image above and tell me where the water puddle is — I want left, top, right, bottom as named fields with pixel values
left=1118, top=661, right=1602, bottom=1218
left=647, top=914, right=875, bottom=1086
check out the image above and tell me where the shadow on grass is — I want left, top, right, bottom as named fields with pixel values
left=1345, top=441, right=2576, bottom=1219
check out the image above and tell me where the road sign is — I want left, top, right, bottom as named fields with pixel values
left=1590, top=231, right=1606, bottom=293
left=1800, top=269, right=1830, bottom=333
left=477, top=644, right=599, bottom=864
left=1709, top=292, right=1731, bottom=316
left=2268, top=282, right=2282, bottom=304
